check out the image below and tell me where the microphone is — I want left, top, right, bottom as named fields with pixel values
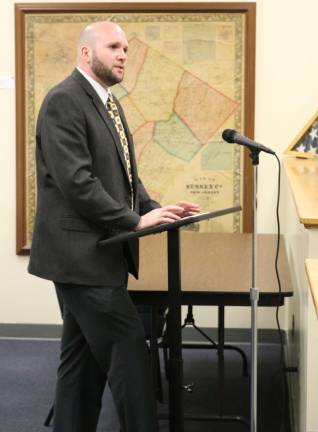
left=222, top=129, right=276, bottom=155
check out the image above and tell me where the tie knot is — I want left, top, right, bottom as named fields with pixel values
left=106, top=90, right=117, bottom=112
left=107, top=89, right=113, bottom=103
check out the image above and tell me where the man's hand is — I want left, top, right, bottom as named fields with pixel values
left=176, top=201, right=201, bottom=217
left=134, top=202, right=201, bottom=231
left=134, top=205, right=184, bottom=231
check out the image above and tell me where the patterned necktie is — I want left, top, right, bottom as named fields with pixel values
left=106, top=90, right=134, bottom=209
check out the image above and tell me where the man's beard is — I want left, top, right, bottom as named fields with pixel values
left=91, top=52, right=123, bottom=86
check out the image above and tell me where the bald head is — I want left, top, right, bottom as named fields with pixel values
left=77, top=21, right=125, bottom=63
left=78, top=22, right=124, bottom=51
left=77, top=21, right=128, bottom=87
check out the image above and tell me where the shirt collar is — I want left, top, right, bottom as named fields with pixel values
left=76, top=66, right=110, bottom=105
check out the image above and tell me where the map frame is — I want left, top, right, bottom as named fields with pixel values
left=15, top=2, right=256, bottom=254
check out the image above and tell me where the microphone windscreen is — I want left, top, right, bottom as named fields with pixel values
left=222, top=129, right=236, bottom=143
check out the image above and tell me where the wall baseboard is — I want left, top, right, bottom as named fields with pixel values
left=0, top=323, right=62, bottom=338
left=182, top=327, right=286, bottom=344
left=0, top=323, right=286, bottom=343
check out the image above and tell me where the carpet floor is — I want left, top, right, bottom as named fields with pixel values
left=0, top=338, right=291, bottom=432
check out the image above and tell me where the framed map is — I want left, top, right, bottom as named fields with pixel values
left=284, top=110, right=318, bottom=159
left=15, top=2, right=256, bottom=254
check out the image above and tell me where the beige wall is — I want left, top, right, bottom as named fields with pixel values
left=1, top=0, right=317, bottom=325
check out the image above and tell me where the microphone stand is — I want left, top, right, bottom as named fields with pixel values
left=249, top=148, right=260, bottom=432
left=222, top=130, right=275, bottom=432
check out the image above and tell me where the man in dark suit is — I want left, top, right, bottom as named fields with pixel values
left=28, top=21, right=199, bottom=432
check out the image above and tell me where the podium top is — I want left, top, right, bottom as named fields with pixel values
left=99, top=206, right=241, bottom=246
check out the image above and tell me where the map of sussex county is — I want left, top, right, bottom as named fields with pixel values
left=25, top=14, right=246, bottom=244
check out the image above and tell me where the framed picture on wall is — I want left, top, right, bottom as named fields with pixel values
left=284, top=110, right=318, bottom=159
left=15, top=2, right=256, bottom=254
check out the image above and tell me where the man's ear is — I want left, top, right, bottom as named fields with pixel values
left=80, top=46, right=92, bottom=64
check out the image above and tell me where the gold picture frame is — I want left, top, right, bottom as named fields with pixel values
left=284, top=110, right=318, bottom=159
left=15, top=2, right=256, bottom=254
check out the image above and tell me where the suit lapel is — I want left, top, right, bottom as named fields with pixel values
left=94, top=97, right=139, bottom=206
left=71, top=69, right=130, bottom=183
left=93, top=98, right=130, bottom=177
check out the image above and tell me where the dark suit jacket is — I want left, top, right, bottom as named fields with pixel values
left=28, top=69, right=160, bottom=286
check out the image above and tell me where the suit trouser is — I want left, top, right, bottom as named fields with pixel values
left=53, top=282, right=158, bottom=432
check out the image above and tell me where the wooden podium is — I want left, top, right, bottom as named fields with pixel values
left=99, top=206, right=241, bottom=432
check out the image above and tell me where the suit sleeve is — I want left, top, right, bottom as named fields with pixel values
left=38, top=91, right=140, bottom=232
